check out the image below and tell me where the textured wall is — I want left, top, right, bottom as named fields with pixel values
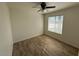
left=8, top=3, right=43, bottom=43
left=44, top=5, right=79, bottom=48
left=0, top=3, right=13, bottom=56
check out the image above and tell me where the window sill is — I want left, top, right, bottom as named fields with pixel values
left=48, top=30, right=62, bottom=36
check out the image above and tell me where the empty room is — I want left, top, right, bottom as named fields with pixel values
left=0, top=2, right=79, bottom=56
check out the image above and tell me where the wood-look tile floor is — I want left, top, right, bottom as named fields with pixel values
left=13, top=35, right=78, bottom=56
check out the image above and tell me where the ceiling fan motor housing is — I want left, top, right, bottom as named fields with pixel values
left=41, top=2, right=46, bottom=10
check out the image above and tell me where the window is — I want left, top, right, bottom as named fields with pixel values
left=48, top=16, right=63, bottom=34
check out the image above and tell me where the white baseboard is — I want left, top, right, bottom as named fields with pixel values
left=13, top=33, right=43, bottom=43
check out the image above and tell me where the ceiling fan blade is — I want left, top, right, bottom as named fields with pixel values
left=46, top=6, right=56, bottom=8
left=38, top=9, right=41, bottom=12
left=32, top=2, right=41, bottom=8
left=37, top=9, right=43, bottom=12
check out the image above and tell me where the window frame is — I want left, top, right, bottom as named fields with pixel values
left=47, top=15, right=64, bottom=35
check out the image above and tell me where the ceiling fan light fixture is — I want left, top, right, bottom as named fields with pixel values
left=44, top=9, right=48, bottom=12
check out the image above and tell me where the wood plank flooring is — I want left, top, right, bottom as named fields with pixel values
left=13, top=35, right=78, bottom=56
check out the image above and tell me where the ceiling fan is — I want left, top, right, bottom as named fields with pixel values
left=33, top=2, right=56, bottom=12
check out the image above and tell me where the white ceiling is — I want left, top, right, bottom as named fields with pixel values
left=35, top=2, right=79, bottom=14
left=7, top=2, right=79, bottom=14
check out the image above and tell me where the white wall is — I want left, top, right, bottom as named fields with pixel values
left=0, top=3, right=13, bottom=56
left=44, top=5, right=79, bottom=48
left=8, top=3, right=43, bottom=43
